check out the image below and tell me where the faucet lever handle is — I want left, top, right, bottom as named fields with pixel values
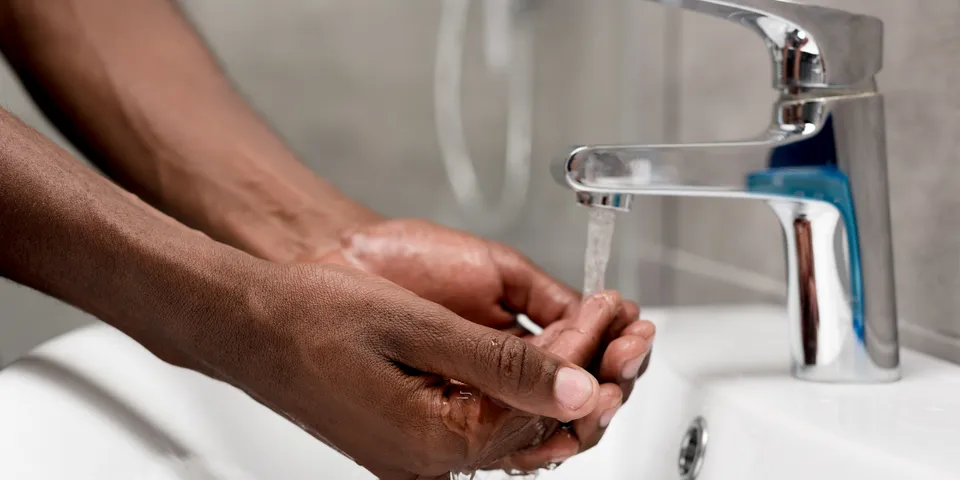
left=652, top=0, right=883, bottom=88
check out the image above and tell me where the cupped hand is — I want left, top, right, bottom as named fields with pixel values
left=314, top=218, right=655, bottom=470
left=468, top=291, right=655, bottom=471
left=316, top=218, right=650, bottom=379
left=161, top=261, right=613, bottom=480
left=317, top=218, right=598, bottom=331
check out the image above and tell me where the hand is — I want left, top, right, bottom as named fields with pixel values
left=316, top=218, right=585, bottom=333
left=473, top=291, right=656, bottom=473
left=156, top=260, right=609, bottom=480
left=315, top=219, right=655, bottom=465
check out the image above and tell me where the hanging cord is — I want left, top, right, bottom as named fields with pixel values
left=434, top=0, right=534, bottom=234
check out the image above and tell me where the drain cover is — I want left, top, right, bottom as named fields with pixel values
left=678, top=417, right=708, bottom=479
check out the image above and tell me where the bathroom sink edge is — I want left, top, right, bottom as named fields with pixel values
left=641, top=304, right=960, bottom=480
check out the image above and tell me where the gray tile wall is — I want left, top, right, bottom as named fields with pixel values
left=1, top=0, right=958, bottom=365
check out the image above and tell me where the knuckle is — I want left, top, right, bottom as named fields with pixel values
left=476, top=333, right=540, bottom=395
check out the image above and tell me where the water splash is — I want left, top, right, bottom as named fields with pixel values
left=584, top=208, right=617, bottom=296
left=451, top=471, right=540, bottom=480
left=448, top=211, right=616, bottom=480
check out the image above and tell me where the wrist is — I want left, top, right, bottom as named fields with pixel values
left=217, top=191, right=382, bottom=264
left=85, top=204, right=257, bottom=358
left=157, top=151, right=383, bottom=263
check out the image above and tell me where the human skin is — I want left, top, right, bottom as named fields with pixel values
left=0, top=0, right=654, bottom=475
left=0, top=108, right=651, bottom=477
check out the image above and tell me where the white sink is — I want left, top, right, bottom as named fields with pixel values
left=1, top=305, right=958, bottom=480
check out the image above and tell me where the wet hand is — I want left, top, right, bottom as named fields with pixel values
left=317, top=218, right=590, bottom=332
left=451, top=291, right=656, bottom=475
left=315, top=219, right=653, bottom=410
left=318, top=219, right=648, bottom=369
left=160, top=261, right=608, bottom=480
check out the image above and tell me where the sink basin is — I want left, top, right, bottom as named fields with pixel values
left=1, top=305, right=958, bottom=479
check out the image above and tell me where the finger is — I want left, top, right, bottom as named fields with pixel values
left=604, top=300, right=641, bottom=343
left=621, top=320, right=656, bottom=387
left=500, top=427, right=579, bottom=472
left=597, top=335, right=653, bottom=384
left=623, top=319, right=656, bottom=339
left=392, top=306, right=600, bottom=423
left=571, top=383, right=623, bottom=451
left=490, top=244, right=580, bottom=327
left=526, top=319, right=566, bottom=348
left=527, top=299, right=636, bottom=349
left=545, top=291, right=622, bottom=367
left=596, top=335, right=651, bottom=402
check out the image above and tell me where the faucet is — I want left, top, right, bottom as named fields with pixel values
left=552, top=0, right=899, bottom=383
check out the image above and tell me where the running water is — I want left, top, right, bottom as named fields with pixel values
left=583, top=208, right=617, bottom=296
left=451, top=209, right=617, bottom=480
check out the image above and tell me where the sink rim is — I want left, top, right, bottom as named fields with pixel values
left=642, top=303, right=960, bottom=480
left=1, top=304, right=958, bottom=479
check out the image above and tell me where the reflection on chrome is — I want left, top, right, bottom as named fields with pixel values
left=552, top=0, right=898, bottom=383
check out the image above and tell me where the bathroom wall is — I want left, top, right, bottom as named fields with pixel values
left=1, top=0, right=958, bottom=366
left=0, top=0, right=670, bottom=364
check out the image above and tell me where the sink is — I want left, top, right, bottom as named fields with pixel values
left=1, top=305, right=958, bottom=479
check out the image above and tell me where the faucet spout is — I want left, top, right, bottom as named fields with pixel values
left=553, top=1, right=899, bottom=383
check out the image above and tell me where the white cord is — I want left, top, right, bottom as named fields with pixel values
left=435, top=0, right=534, bottom=234
left=483, top=0, right=513, bottom=73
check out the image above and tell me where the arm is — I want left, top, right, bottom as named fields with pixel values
left=0, top=105, right=248, bottom=360
left=0, top=3, right=651, bottom=465
left=0, top=105, right=608, bottom=477
left=0, top=0, right=379, bottom=263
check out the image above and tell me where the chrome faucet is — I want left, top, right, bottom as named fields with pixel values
left=553, top=0, right=899, bottom=383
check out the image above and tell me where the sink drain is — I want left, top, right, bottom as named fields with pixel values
left=678, top=417, right=708, bottom=480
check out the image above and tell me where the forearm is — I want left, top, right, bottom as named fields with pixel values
left=0, top=0, right=379, bottom=262
left=0, top=107, right=250, bottom=356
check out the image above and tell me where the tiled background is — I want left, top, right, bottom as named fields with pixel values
left=2, top=0, right=958, bottom=365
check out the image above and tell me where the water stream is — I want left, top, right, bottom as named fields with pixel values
left=583, top=208, right=617, bottom=296
left=451, top=208, right=617, bottom=480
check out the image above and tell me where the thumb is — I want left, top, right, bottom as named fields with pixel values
left=393, top=308, right=600, bottom=423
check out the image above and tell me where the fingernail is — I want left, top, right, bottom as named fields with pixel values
left=599, top=406, right=621, bottom=428
left=621, top=352, right=648, bottom=380
left=555, top=367, right=594, bottom=411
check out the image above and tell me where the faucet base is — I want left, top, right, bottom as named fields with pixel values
left=794, top=364, right=901, bottom=384
left=767, top=194, right=900, bottom=384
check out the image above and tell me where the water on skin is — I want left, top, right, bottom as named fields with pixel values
left=452, top=209, right=617, bottom=480
left=445, top=379, right=557, bottom=480
left=452, top=472, right=542, bottom=480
